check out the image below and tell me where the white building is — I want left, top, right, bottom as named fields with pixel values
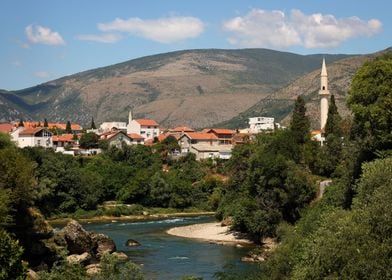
left=248, top=117, right=275, bottom=133
left=126, top=111, right=159, bottom=141
left=15, top=128, right=53, bottom=148
left=99, top=122, right=127, bottom=133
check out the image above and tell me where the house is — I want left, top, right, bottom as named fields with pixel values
left=178, top=132, right=219, bottom=154
left=99, top=131, right=144, bottom=148
left=248, top=117, right=275, bottom=133
left=52, top=134, right=77, bottom=148
left=127, top=119, right=160, bottom=141
left=204, top=128, right=235, bottom=145
left=232, top=132, right=253, bottom=145
left=99, top=122, right=127, bottom=133
left=128, top=133, right=145, bottom=145
left=168, top=126, right=195, bottom=135
left=16, top=128, right=53, bottom=148
left=190, top=144, right=232, bottom=160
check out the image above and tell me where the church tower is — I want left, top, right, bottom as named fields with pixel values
left=319, top=58, right=330, bottom=131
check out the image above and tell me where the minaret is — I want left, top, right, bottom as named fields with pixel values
left=128, top=110, right=133, bottom=125
left=319, top=58, right=330, bottom=131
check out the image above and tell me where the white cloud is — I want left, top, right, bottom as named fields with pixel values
left=34, top=71, right=50, bottom=78
left=25, top=24, right=65, bottom=46
left=98, top=16, right=204, bottom=43
left=223, top=8, right=382, bottom=49
left=76, top=33, right=122, bottom=43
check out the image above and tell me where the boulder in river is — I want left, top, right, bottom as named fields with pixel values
left=60, top=220, right=93, bottom=255
left=126, top=239, right=141, bottom=247
left=90, top=232, right=116, bottom=258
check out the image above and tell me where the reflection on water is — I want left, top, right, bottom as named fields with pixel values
left=83, top=216, right=256, bottom=280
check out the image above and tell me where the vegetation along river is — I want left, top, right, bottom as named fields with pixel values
left=83, top=216, right=256, bottom=279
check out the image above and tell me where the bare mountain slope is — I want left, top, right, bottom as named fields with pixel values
left=219, top=50, right=386, bottom=129
left=0, top=49, right=349, bottom=128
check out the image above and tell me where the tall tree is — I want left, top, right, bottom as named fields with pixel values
left=348, top=51, right=392, bottom=151
left=90, top=117, right=97, bottom=130
left=325, top=94, right=342, bottom=137
left=290, top=95, right=310, bottom=144
left=65, top=121, right=72, bottom=133
left=18, top=119, right=24, bottom=127
left=44, top=118, right=48, bottom=127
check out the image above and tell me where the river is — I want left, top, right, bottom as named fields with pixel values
left=83, top=215, right=256, bottom=280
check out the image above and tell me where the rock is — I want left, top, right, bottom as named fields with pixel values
left=90, top=233, right=116, bottom=258
left=27, top=207, right=54, bottom=239
left=85, top=263, right=101, bottom=276
left=26, top=269, right=39, bottom=280
left=111, top=251, right=128, bottom=261
left=67, top=252, right=91, bottom=265
left=60, top=220, right=93, bottom=255
left=126, top=239, right=141, bottom=247
left=221, top=216, right=233, bottom=227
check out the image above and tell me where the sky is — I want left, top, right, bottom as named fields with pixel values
left=0, top=0, right=390, bottom=90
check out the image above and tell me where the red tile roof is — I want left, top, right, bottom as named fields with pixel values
left=0, top=123, right=13, bottom=133
left=100, top=131, right=123, bottom=140
left=128, top=133, right=144, bottom=140
left=183, top=132, right=218, bottom=140
left=169, top=126, right=194, bottom=133
left=52, top=134, right=75, bottom=142
left=19, top=121, right=82, bottom=130
left=19, top=128, right=49, bottom=136
left=135, top=119, right=159, bottom=126
left=206, top=128, right=235, bottom=135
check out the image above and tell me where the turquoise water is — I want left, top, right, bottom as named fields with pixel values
left=83, top=216, right=256, bottom=280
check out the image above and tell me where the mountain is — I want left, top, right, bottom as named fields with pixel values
left=0, top=49, right=351, bottom=128
left=219, top=50, right=387, bottom=129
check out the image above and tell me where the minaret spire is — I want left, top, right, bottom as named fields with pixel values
left=319, top=58, right=330, bottom=131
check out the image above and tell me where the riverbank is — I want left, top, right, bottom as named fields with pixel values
left=167, top=222, right=254, bottom=246
left=48, top=211, right=215, bottom=225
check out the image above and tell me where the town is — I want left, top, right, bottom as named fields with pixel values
left=0, top=59, right=333, bottom=160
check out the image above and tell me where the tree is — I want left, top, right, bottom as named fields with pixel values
left=44, top=118, right=48, bottom=127
left=79, top=132, right=99, bottom=149
left=290, top=95, right=310, bottom=144
left=0, top=230, right=25, bottom=280
left=324, top=94, right=342, bottom=137
left=347, top=51, right=392, bottom=151
left=91, top=117, right=97, bottom=129
left=18, top=119, right=24, bottom=127
left=65, top=120, right=72, bottom=133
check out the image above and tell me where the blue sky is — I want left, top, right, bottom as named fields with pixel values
left=1, top=0, right=390, bottom=90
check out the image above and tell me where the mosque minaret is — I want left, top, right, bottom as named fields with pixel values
left=319, top=58, right=330, bottom=131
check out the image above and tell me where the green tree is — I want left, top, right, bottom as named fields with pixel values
left=44, top=118, right=48, bottom=127
left=65, top=120, right=72, bottom=133
left=91, top=117, right=97, bottom=129
left=347, top=51, right=392, bottom=152
left=324, top=94, right=342, bottom=137
left=79, top=132, right=99, bottom=149
left=290, top=95, right=310, bottom=144
left=18, top=119, right=24, bottom=127
left=0, top=229, right=26, bottom=280
left=95, top=253, right=145, bottom=280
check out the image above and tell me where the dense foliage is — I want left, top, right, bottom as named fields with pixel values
left=217, top=96, right=317, bottom=242
left=216, top=50, right=392, bottom=280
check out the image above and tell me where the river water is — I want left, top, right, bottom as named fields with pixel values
left=83, top=216, right=256, bottom=280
